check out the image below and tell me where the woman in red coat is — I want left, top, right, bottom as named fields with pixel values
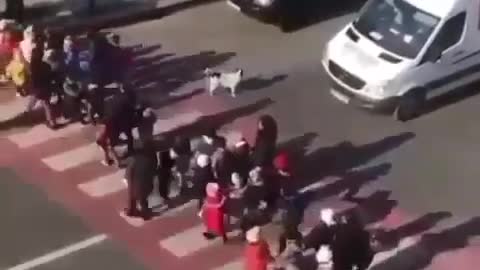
left=245, top=226, right=274, bottom=270
left=202, top=182, right=228, bottom=243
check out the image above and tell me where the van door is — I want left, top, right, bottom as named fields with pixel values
left=418, top=11, right=471, bottom=99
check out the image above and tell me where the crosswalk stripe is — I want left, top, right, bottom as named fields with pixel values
left=78, top=170, right=125, bottom=198
left=119, top=200, right=197, bottom=227
left=8, top=122, right=84, bottom=149
left=212, top=259, right=243, bottom=270
left=132, top=111, right=204, bottom=139
left=41, top=143, right=101, bottom=172
left=0, top=98, right=29, bottom=122
left=370, top=236, right=420, bottom=267
left=159, top=222, right=241, bottom=258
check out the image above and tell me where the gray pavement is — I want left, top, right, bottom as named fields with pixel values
left=2, top=1, right=480, bottom=269
left=113, top=0, right=480, bottom=216
left=0, top=167, right=146, bottom=270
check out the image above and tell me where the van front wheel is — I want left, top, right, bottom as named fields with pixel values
left=394, top=92, right=425, bottom=122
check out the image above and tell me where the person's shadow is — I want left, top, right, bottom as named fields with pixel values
left=340, top=190, right=398, bottom=226
left=372, top=211, right=453, bottom=252
left=239, top=74, right=288, bottom=93
left=371, top=216, right=480, bottom=270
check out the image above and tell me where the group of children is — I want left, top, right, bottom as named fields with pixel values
left=122, top=112, right=374, bottom=270
left=0, top=19, right=133, bottom=129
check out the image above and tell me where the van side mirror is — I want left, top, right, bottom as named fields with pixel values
left=427, top=47, right=443, bottom=62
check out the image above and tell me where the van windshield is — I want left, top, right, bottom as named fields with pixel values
left=353, top=0, right=440, bottom=59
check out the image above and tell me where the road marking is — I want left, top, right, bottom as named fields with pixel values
left=78, top=170, right=125, bottom=198
left=159, top=220, right=241, bottom=258
left=8, top=122, right=84, bottom=149
left=370, top=236, right=420, bottom=266
left=119, top=200, right=197, bottom=227
left=298, top=178, right=338, bottom=194
left=213, top=259, right=243, bottom=270
left=132, top=110, right=204, bottom=139
left=42, top=143, right=100, bottom=172
left=0, top=98, right=29, bottom=122
left=6, top=234, right=107, bottom=270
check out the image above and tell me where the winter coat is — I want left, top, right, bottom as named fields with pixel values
left=5, top=57, right=27, bottom=87
left=125, top=149, right=157, bottom=198
left=193, top=165, right=215, bottom=198
left=244, top=240, right=273, bottom=270
left=243, top=184, right=268, bottom=211
left=303, top=221, right=336, bottom=251
left=251, top=136, right=276, bottom=168
left=331, top=223, right=373, bottom=270
left=30, top=59, right=52, bottom=100
left=203, top=192, right=226, bottom=236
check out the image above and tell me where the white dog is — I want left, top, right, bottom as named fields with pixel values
left=204, top=68, right=243, bottom=97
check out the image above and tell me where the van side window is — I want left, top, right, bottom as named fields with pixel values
left=432, top=12, right=466, bottom=52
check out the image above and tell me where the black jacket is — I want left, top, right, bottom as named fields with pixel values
left=251, top=136, right=276, bottom=168
left=193, top=165, right=215, bottom=197
left=243, top=184, right=268, bottom=210
left=30, top=60, right=53, bottom=99
left=125, top=149, right=157, bottom=197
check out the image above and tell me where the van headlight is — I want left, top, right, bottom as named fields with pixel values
left=254, top=0, right=274, bottom=6
left=366, top=84, right=387, bottom=99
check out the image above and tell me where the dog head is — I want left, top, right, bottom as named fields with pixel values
left=236, top=68, right=244, bottom=78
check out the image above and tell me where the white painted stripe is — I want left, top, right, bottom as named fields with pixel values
left=0, top=98, right=29, bottom=122
left=160, top=223, right=241, bottom=258
left=78, top=170, right=125, bottom=198
left=6, top=234, right=107, bottom=270
left=213, top=259, right=243, bottom=270
left=41, top=143, right=100, bottom=172
left=133, top=111, right=203, bottom=139
left=298, top=178, right=338, bottom=194
left=218, top=130, right=242, bottom=146
left=119, top=200, right=197, bottom=227
left=8, top=122, right=84, bottom=149
left=370, top=236, right=420, bottom=266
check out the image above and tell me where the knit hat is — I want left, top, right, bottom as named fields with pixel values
left=206, top=182, right=219, bottom=198
left=316, top=245, right=333, bottom=265
left=274, top=151, right=291, bottom=172
left=246, top=226, right=261, bottom=243
left=196, top=154, right=210, bottom=168
left=320, top=208, right=335, bottom=226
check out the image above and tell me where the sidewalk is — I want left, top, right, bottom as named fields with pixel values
left=3, top=0, right=220, bottom=33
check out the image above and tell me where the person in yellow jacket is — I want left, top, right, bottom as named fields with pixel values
left=5, top=48, right=28, bottom=97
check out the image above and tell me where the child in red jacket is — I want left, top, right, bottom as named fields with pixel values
left=202, top=182, right=228, bottom=243
left=245, top=226, right=274, bottom=270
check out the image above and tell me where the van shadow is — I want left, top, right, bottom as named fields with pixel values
left=285, top=0, right=365, bottom=32
left=420, top=81, right=480, bottom=118
left=371, top=216, right=480, bottom=270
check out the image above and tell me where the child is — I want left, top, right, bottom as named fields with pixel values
left=316, top=245, right=334, bottom=270
left=5, top=48, right=28, bottom=97
left=244, top=226, right=274, bottom=270
left=170, top=136, right=192, bottom=192
left=202, top=182, right=227, bottom=243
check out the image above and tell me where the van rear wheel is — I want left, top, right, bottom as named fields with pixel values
left=394, top=91, right=425, bottom=122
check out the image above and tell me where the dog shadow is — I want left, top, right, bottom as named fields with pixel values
left=240, top=74, right=288, bottom=92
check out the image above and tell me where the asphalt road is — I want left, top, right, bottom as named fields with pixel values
left=113, top=0, right=480, bottom=216
left=0, top=167, right=146, bottom=270
left=2, top=1, right=480, bottom=269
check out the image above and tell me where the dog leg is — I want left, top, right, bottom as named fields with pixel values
left=230, top=87, right=236, bottom=98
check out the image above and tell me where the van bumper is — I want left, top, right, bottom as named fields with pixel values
left=328, top=77, right=398, bottom=112
left=227, top=0, right=278, bottom=23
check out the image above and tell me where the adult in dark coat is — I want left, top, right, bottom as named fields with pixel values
left=124, top=140, right=157, bottom=220
left=96, top=84, right=136, bottom=166
left=193, top=154, right=216, bottom=212
left=303, top=208, right=337, bottom=251
left=26, top=48, right=57, bottom=129
left=331, top=213, right=374, bottom=270
left=158, top=149, right=175, bottom=203
left=251, top=115, right=278, bottom=168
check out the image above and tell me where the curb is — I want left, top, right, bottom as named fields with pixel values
left=46, top=0, right=222, bottom=34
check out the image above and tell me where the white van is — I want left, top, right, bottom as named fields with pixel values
left=322, top=0, right=480, bottom=121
